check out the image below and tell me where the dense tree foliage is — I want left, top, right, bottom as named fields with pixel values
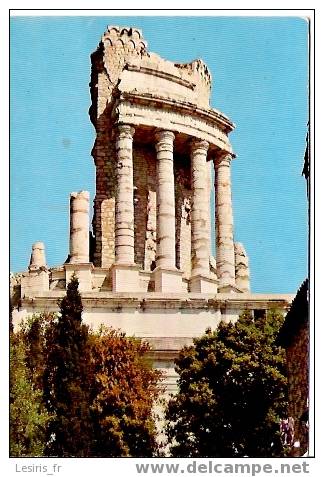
left=10, top=335, right=51, bottom=456
left=10, top=290, right=289, bottom=458
left=10, top=275, right=163, bottom=457
left=166, top=310, right=288, bottom=457
left=90, top=328, right=163, bottom=457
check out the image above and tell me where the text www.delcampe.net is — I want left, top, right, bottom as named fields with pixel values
left=135, top=461, right=310, bottom=475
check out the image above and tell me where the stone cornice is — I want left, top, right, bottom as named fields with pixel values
left=21, top=292, right=293, bottom=312
left=125, top=63, right=196, bottom=90
left=116, top=92, right=235, bottom=134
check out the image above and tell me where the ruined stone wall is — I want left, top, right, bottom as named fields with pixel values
left=133, top=144, right=157, bottom=271
left=92, top=136, right=116, bottom=269
left=90, top=27, right=148, bottom=269
left=145, top=149, right=157, bottom=272
left=175, top=154, right=192, bottom=279
left=90, top=49, right=116, bottom=268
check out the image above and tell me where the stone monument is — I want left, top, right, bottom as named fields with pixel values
left=11, top=27, right=293, bottom=392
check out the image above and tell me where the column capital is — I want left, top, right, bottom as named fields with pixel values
left=115, top=123, right=135, bottom=139
left=213, top=151, right=234, bottom=167
left=155, top=129, right=175, bottom=144
left=190, top=138, right=209, bottom=153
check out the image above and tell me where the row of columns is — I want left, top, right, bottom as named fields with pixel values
left=112, top=123, right=236, bottom=293
left=27, top=126, right=239, bottom=295
left=65, top=124, right=236, bottom=293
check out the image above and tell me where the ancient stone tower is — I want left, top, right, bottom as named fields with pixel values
left=12, top=26, right=293, bottom=392
left=89, top=26, right=248, bottom=294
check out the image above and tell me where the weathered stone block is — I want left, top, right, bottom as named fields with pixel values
left=111, top=263, right=141, bottom=292
left=189, top=274, right=218, bottom=293
left=21, top=270, right=49, bottom=297
left=153, top=267, right=183, bottom=293
left=65, top=263, right=93, bottom=292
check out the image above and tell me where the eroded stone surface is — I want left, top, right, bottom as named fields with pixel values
left=234, top=242, right=250, bottom=292
left=29, top=241, right=47, bottom=270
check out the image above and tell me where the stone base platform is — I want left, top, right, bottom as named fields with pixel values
left=13, top=290, right=293, bottom=394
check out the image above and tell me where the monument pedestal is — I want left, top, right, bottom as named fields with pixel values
left=153, top=267, right=183, bottom=293
left=111, top=263, right=141, bottom=293
left=21, top=269, right=49, bottom=298
left=190, top=273, right=218, bottom=293
left=65, top=263, right=93, bottom=292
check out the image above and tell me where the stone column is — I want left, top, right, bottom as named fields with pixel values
left=153, top=130, right=182, bottom=292
left=21, top=242, right=49, bottom=297
left=214, top=153, right=236, bottom=292
left=115, top=124, right=136, bottom=264
left=189, top=139, right=217, bottom=293
left=66, top=190, right=93, bottom=292
left=29, top=242, right=47, bottom=270
left=206, top=160, right=212, bottom=261
left=69, top=191, right=90, bottom=263
left=111, top=124, right=140, bottom=292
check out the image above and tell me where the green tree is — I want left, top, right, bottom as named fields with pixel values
left=20, top=313, right=56, bottom=391
left=89, top=328, right=164, bottom=457
left=43, top=275, right=93, bottom=457
left=10, top=335, right=50, bottom=456
left=166, top=310, right=288, bottom=457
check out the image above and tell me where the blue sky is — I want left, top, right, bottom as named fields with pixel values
left=10, top=15, right=308, bottom=293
